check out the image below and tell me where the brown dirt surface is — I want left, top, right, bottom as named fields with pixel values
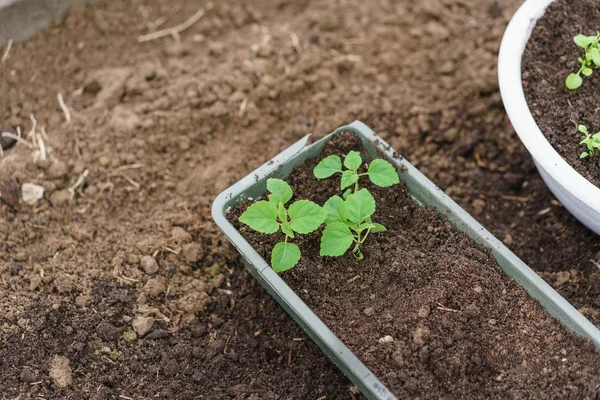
left=1, top=0, right=599, bottom=398
left=230, top=132, right=600, bottom=399
left=522, top=0, right=600, bottom=187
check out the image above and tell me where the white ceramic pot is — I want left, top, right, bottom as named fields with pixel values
left=498, top=0, right=600, bottom=235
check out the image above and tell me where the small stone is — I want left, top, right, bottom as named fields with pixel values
left=21, top=183, right=44, bottom=205
left=363, top=307, right=374, bottom=316
left=29, top=275, right=41, bottom=291
left=131, top=316, right=154, bottom=337
left=378, top=335, right=394, bottom=343
left=143, top=277, right=167, bottom=296
left=49, top=355, right=72, bottom=388
left=391, top=350, right=404, bottom=366
left=412, top=326, right=430, bottom=346
left=0, top=127, right=17, bottom=151
left=473, top=285, right=483, bottom=293
left=99, top=346, right=111, bottom=355
left=418, top=305, right=430, bottom=318
left=109, top=106, right=140, bottom=132
left=97, top=156, right=110, bottom=166
left=96, top=322, right=121, bottom=342
left=171, top=227, right=192, bottom=244
left=122, top=329, right=137, bottom=342
left=488, top=319, right=497, bottom=325
left=75, top=295, right=91, bottom=307
left=181, top=243, right=203, bottom=263
left=211, top=274, right=225, bottom=289
left=140, top=255, right=159, bottom=275
left=49, top=189, right=71, bottom=206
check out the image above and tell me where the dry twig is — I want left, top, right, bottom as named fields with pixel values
left=57, top=93, right=71, bottom=124
left=436, top=302, right=459, bottom=313
left=1, top=39, right=12, bottom=63
left=68, top=169, right=89, bottom=198
left=137, top=4, right=213, bottom=42
left=291, top=32, right=302, bottom=53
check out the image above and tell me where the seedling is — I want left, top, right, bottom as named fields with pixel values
left=320, top=188, right=386, bottom=260
left=239, top=178, right=327, bottom=272
left=565, top=32, right=600, bottom=90
left=578, top=124, right=600, bottom=159
left=313, top=150, right=399, bottom=197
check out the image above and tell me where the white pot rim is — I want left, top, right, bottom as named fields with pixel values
left=498, top=0, right=600, bottom=212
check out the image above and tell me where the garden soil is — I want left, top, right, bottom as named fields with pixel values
left=0, top=0, right=599, bottom=398
left=231, top=132, right=600, bottom=398
left=522, top=0, right=600, bottom=188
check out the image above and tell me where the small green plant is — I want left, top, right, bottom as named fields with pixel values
left=565, top=33, right=600, bottom=90
left=578, top=124, right=600, bottom=159
left=314, top=150, right=399, bottom=260
left=320, top=188, right=386, bottom=260
left=239, top=178, right=327, bottom=272
left=313, top=150, right=399, bottom=197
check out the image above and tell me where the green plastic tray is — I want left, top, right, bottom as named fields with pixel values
left=212, top=121, right=600, bottom=400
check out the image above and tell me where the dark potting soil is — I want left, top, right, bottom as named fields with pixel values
left=0, top=264, right=361, bottom=400
left=522, top=0, right=600, bottom=188
left=229, top=132, right=600, bottom=399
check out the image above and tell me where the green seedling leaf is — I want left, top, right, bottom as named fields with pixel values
left=358, top=222, right=375, bottom=231
left=346, top=188, right=376, bottom=224
left=367, top=159, right=400, bottom=187
left=370, top=223, right=387, bottom=233
left=288, top=200, right=328, bottom=234
left=577, top=124, right=600, bottom=159
left=324, top=195, right=348, bottom=224
left=340, top=170, right=359, bottom=190
left=582, top=67, right=594, bottom=76
left=314, top=155, right=342, bottom=179
left=268, top=178, right=293, bottom=205
left=277, top=202, right=287, bottom=222
left=281, top=221, right=294, bottom=238
left=566, top=73, right=583, bottom=90
left=271, top=242, right=301, bottom=272
left=591, top=48, right=600, bottom=66
left=344, top=150, right=362, bottom=171
left=574, top=34, right=592, bottom=48
left=239, top=201, right=279, bottom=234
left=320, top=222, right=354, bottom=256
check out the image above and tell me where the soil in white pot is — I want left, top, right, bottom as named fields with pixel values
left=522, top=0, right=600, bottom=187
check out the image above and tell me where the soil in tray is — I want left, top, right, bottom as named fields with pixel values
left=230, top=132, right=600, bottom=399
left=522, top=0, right=600, bottom=188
